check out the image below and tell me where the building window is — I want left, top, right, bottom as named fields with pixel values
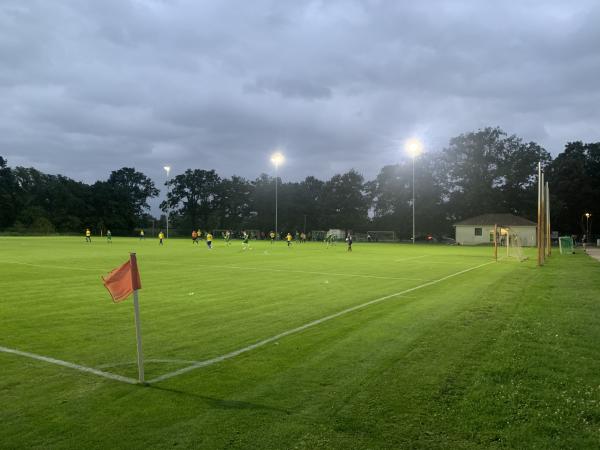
left=474, top=227, right=482, bottom=236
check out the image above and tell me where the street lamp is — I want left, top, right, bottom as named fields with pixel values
left=271, top=152, right=284, bottom=238
left=405, top=138, right=423, bottom=244
left=585, top=212, right=591, bottom=244
left=164, top=165, right=171, bottom=239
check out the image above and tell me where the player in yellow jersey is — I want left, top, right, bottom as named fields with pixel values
left=206, top=232, right=213, bottom=249
left=85, top=228, right=91, bottom=243
left=139, top=229, right=145, bottom=240
left=286, top=232, right=292, bottom=247
left=158, top=230, right=164, bottom=245
left=269, top=231, right=276, bottom=243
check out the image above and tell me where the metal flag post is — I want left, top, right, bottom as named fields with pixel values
left=130, top=253, right=145, bottom=384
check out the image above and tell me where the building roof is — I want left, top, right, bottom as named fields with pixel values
left=454, top=213, right=536, bottom=227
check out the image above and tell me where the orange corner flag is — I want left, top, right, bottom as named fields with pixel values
left=102, top=253, right=142, bottom=302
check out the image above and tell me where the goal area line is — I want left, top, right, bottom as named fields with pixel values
left=1, top=260, right=495, bottom=386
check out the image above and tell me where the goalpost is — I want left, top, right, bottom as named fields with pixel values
left=558, top=236, right=575, bottom=254
left=495, top=225, right=527, bottom=262
left=212, top=229, right=230, bottom=239
left=506, top=227, right=527, bottom=261
left=311, top=230, right=327, bottom=241
left=367, top=231, right=397, bottom=242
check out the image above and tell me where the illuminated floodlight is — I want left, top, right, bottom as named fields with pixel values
left=405, top=138, right=423, bottom=158
left=271, top=152, right=284, bottom=168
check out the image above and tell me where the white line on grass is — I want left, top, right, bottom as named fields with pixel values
left=0, top=345, right=138, bottom=385
left=0, top=260, right=104, bottom=271
left=148, top=260, right=496, bottom=384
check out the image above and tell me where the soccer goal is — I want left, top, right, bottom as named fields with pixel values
left=502, top=228, right=527, bottom=262
left=558, top=236, right=575, bottom=254
left=245, top=229, right=261, bottom=240
left=367, top=231, right=396, bottom=242
left=212, top=229, right=231, bottom=239
left=311, top=230, right=327, bottom=241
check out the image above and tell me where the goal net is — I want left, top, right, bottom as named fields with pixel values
left=352, top=232, right=368, bottom=242
left=558, top=236, right=574, bottom=254
left=212, top=229, right=231, bottom=239
left=367, top=231, right=396, bottom=242
left=311, top=230, right=327, bottom=241
left=244, top=229, right=261, bottom=240
left=505, top=230, right=527, bottom=262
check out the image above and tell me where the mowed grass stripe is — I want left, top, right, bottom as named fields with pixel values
left=3, top=237, right=600, bottom=448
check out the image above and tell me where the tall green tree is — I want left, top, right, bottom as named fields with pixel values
left=321, top=170, right=370, bottom=230
left=438, top=127, right=550, bottom=223
left=549, top=141, right=600, bottom=235
left=160, top=169, right=222, bottom=230
left=0, top=157, right=18, bottom=228
left=218, top=175, right=254, bottom=229
left=107, top=168, right=159, bottom=220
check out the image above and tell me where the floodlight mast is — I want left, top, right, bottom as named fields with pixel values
left=164, top=166, right=171, bottom=239
left=405, top=139, right=423, bottom=244
left=585, top=212, right=591, bottom=244
left=270, top=152, right=284, bottom=238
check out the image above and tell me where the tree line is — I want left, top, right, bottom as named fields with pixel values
left=1, top=127, right=598, bottom=238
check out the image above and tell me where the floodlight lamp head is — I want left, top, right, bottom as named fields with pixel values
left=405, top=138, right=423, bottom=158
left=271, top=152, right=284, bottom=167
left=585, top=212, right=591, bottom=218
left=163, top=166, right=171, bottom=175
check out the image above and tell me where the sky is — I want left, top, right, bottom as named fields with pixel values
left=1, top=0, right=599, bottom=193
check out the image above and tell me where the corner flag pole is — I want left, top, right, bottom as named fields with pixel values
left=130, top=253, right=145, bottom=384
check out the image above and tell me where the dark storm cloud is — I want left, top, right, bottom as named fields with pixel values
left=1, top=0, right=599, bottom=201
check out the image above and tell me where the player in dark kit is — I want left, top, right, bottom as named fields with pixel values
left=346, top=234, right=353, bottom=252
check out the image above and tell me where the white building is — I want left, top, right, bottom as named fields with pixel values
left=454, top=213, right=537, bottom=246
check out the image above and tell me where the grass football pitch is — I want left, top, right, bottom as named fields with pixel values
left=1, top=236, right=600, bottom=449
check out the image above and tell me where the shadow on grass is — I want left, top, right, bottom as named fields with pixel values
left=149, top=385, right=290, bottom=414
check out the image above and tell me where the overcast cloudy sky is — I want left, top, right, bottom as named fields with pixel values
left=1, top=0, right=599, bottom=191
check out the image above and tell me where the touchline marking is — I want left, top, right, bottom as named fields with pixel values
left=0, top=260, right=103, bottom=272
left=0, top=346, right=138, bottom=385
left=148, top=260, right=495, bottom=384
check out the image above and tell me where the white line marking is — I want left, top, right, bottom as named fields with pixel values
left=0, top=260, right=103, bottom=271
left=0, top=346, right=138, bottom=385
left=148, top=260, right=495, bottom=384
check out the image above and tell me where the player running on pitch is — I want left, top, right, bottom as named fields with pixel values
left=139, top=229, right=145, bottom=240
left=106, top=229, right=112, bottom=243
left=192, top=229, right=199, bottom=244
left=269, top=231, right=276, bottom=243
left=286, top=232, right=293, bottom=247
left=242, top=230, right=250, bottom=250
left=85, top=228, right=92, bottom=243
left=224, top=230, right=231, bottom=245
left=206, top=232, right=213, bottom=249
left=158, top=230, right=165, bottom=245
left=346, top=233, right=353, bottom=252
